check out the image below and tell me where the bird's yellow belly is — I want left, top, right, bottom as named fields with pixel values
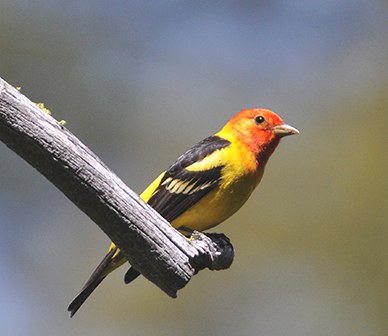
left=171, top=173, right=259, bottom=232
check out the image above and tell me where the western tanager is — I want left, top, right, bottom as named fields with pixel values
left=68, top=108, right=299, bottom=316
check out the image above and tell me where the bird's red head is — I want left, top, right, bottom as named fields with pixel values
left=219, top=108, right=299, bottom=163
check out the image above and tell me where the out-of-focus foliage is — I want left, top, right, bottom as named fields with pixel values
left=0, top=1, right=387, bottom=335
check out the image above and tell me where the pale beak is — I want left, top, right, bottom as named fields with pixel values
left=272, top=124, right=299, bottom=137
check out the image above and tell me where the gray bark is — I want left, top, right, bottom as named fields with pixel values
left=0, top=77, right=234, bottom=297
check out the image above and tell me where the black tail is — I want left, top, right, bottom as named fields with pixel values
left=68, top=248, right=116, bottom=317
left=124, top=267, right=141, bottom=284
left=68, top=276, right=105, bottom=317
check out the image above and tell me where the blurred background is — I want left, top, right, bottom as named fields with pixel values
left=0, top=1, right=387, bottom=335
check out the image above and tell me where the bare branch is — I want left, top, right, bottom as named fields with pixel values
left=0, top=77, right=234, bottom=297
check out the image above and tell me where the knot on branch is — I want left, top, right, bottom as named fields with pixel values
left=189, top=231, right=234, bottom=273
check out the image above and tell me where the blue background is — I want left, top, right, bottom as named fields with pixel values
left=1, top=1, right=387, bottom=335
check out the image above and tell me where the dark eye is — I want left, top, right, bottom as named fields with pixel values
left=254, top=115, right=265, bottom=124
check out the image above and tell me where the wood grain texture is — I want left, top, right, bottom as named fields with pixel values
left=0, top=77, right=234, bottom=297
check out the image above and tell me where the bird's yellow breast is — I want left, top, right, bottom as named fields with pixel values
left=170, top=172, right=258, bottom=232
left=170, top=139, right=262, bottom=232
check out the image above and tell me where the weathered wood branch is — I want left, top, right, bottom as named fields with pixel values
left=0, top=77, right=234, bottom=297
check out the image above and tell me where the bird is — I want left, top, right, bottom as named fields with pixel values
left=68, top=108, right=299, bottom=317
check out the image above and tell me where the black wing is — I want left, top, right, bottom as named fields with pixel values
left=124, top=135, right=230, bottom=285
left=147, top=135, right=230, bottom=223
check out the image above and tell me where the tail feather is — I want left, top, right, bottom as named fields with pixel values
left=68, top=276, right=105, bottom=317
left=124, top=267, right=141, bottom=284
left=68, top=248, right=119, bottom=317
